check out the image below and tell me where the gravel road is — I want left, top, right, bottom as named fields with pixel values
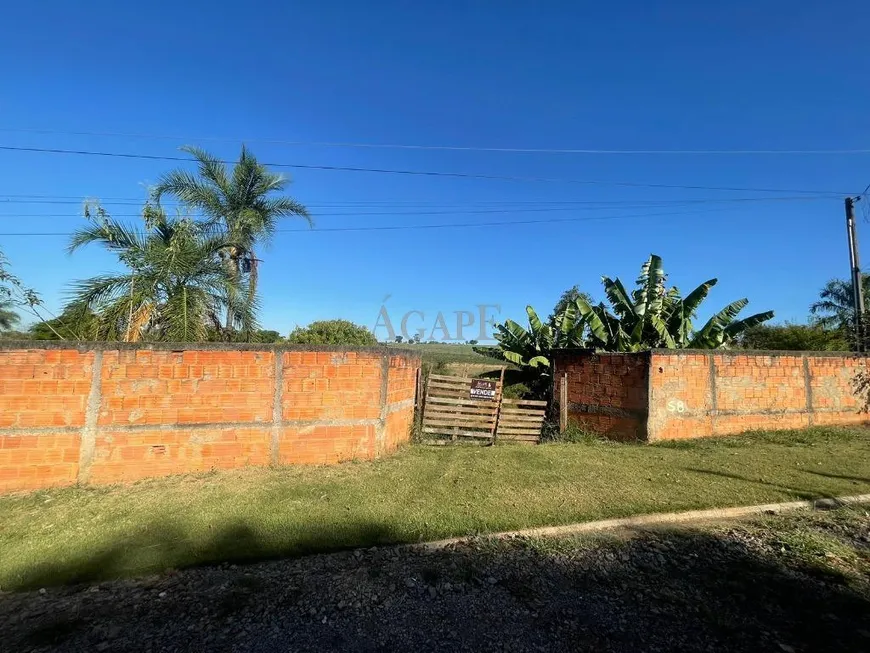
left=2, top=507, right=869, bottom=652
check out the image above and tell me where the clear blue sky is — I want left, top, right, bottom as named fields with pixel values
left=1, top=1, right=868, bottom=340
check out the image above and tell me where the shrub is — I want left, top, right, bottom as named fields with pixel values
left=286, top=319, right=377, bottom=346
left=502, top=382, right=531, bottom=399
left=541, top=419, right=604, bottom=444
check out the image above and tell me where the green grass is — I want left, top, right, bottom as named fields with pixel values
left=1, top=426, right=869, bottom=591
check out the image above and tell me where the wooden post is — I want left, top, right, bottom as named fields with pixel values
left=559, top=373, right=568, bottom=433
left=846, top=197, right=866, bottom=351
left=415, top=366, right=422, bottom=412
left=490, top=366, right=506, bottom=443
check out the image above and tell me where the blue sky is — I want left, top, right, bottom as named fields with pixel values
left=1, top=1, right=868, bottom=340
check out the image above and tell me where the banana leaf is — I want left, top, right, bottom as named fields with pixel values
left=575, top=296, right=610, bottom=343
left=602, top=277, right=637, bottom=321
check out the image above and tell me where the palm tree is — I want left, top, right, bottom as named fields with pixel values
left=68, top=204, right=247, bottom=342
left=152, top=145, right=311, bottom=337
left=810, top=276, right=870, bottom=330
left=0, top=300, right=19, bottom=330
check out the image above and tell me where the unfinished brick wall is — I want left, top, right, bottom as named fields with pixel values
left=552, top=351, right=649, bottom=440
left=648, top=351, right=868, bottom=440
left=553, top=349, right=869, bottom=441
left=0, top=343, right=420, bottom=493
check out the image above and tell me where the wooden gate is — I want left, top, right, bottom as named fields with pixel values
left=421, top=374, right=501, bottom=444
left=496, top=399, right=547, bottom=443
left=420, top=374, right=545, bottom=445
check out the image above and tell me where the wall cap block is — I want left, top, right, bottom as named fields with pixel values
left=650, top=348, right=870, bottom=359
left=0, top=340, right=422, bottom=359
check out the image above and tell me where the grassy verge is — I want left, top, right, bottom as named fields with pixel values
left=386, top=342, right=495, bottom=365
left=1, top=427, right=869, bottom=591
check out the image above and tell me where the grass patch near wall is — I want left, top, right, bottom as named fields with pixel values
left=1, top=427, right=869, bottom=591
left=386, top=342, right=495, bottom=365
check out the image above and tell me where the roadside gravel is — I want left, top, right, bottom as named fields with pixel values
left=1, top=506, right=868, bottom=652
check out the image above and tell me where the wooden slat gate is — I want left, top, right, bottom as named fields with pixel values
left=421, top=374, right=545, bottom=445
left=421, top=374, right=502, bottom=444
left=496, top=398, right=547, bottom=443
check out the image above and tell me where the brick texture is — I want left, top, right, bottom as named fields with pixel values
left=0, top=345, right=421, bottom=493
left=99, top=350, right=275, bottom=426
left=0, top=433, right=81, bottom=492
left=383, top=356, right=417, bottom=452
left=0, top=349, right=94, bottom=428
left=555, top=349, right=870, bottom=441
left=278, top=424, right=377, bottom=465
left=281, top=351, right=382, bottom=421
left=552, top=352, right=649, bottom=440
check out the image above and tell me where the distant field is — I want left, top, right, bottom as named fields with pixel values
left=385, top=342, right=499, bottom=365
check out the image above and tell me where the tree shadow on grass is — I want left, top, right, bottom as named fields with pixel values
left=1, top=514, right=870, bottom=652
left=682, top=466, right=839, bottom=501
left=804, top=470, right=870, bottom=485
left=4, top=518, right=402, bottom=592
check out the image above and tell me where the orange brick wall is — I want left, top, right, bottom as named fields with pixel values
left=552, top=351, right=649, bottom=441
left=383, top=355, right=418, bottom=453
left=0, top=344, right=420, bottom=493
left=0, top=348, right=94, bottom=490
left=554, top=349, right=869, bottom=441
left=648, top=351, right=869, bottom=440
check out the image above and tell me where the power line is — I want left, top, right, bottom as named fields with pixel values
left=0, top=206, right=768, bottom=237
left=0, top=144, right=849, bottom=196
left=0, top=197, right=834, bottom=220
left=2, top=127, right=869, bottom=156
left=1, top=207, right=684, bottom=219
left=0, top=195, right=833, bottom=207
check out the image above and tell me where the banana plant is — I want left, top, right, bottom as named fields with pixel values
left=575, top=254, right=773, bottom=351
left=688, top=299, right=774, bottom=348
left=475, top=306, right=553, bottom=369
left=478, top=254, right=774, bottom=394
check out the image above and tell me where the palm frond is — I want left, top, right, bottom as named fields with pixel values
left=260, top=197, right=313, bottom=225
left=181, top=145, right=231, bottom=195
left=68, top=219, right=147, bottom=256
left=152, top=170, right=227, bottom=221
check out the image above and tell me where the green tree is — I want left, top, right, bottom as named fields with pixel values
left=29, top=302, right=101, bottom=340
left=0, top=248, right=46, bottom=334
left=153, top=146, right=311, bottom=338
left=286, top=319, right=377, bottom=346
left=810, top=276, right=870, bottom=331
left=738, top=323, right=848, bottom=351
left=253, top=329, right=284, bottom=343
left=68, top=204, right=246, bottom=342
left=548, top=285, right=594, bottom=343
left=0, top=300, right=19, bottom=331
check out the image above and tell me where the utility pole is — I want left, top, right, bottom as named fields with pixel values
left=845, top=197, right=865, bottom=351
